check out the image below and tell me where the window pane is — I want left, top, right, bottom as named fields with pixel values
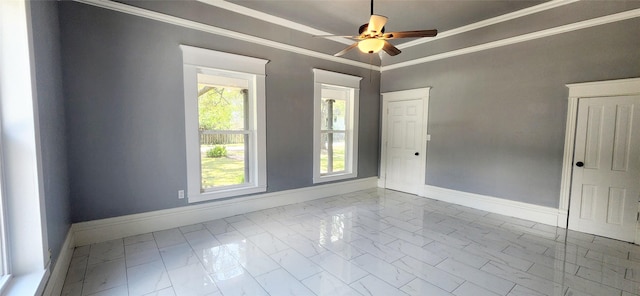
left=320, top=132, right=346, bottom=175
left=197, top=74, right=249, bottom=131
left=200, top=134, right=247, bottom=189
left=321, top=98, right=346, bottom=131
left=197, top=72, right=251, bottom=190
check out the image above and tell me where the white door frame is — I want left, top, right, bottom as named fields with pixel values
left=379, top=88, right=430, bottom=194
left=560, top=78, right=640, bottom=240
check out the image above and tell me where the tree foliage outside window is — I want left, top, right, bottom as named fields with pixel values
left=198, top=83, right=248, bottom=189
left=198, top=86, right=245, bottom=131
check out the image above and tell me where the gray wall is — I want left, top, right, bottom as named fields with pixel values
left=381, top=18, right=640, bottom=208
left=59, top=2, right=380, bottom=222
left=29, top=0, right=71, bottom=265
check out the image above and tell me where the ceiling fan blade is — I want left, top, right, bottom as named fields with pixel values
left=368, top=14, right=388, bottom=35
left=334, top=43, right=359, bottom=57
left=382, top=41, right=401, bottom=56
left=383, top=29, right=438, bottom=39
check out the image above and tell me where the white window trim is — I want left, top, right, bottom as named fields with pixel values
left=312, top=69, right=361, bottom=184
left=181, top=45, right=268, bottom=203
left=0, top=0, right=49, bottom=294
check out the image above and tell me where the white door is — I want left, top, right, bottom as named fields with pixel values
left=568, top=95, right=640, bottom=242
left=384, top=99, right=425, bottom=194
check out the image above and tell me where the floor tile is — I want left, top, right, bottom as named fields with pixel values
left=270, top=248, right=323, bottom=280
left=351, top=275, right=410, bottom=296
left=212, top=268, right=268, bottom=296
left=127, top=260, right=171, bottom=296
left=159, top=242, right=200, bottom=271
left=393, top=255, right=464, bottom=292
left=204, top=219, right=236, bottom=235
left=61, top=280, right=83, bottom=296
left=463, top=242, right=534, bottom=271
left=64, top=255, right=89, bottom=286
left=350, top=237, right=404, bottom=263
left=302, top=271, right=363, bottom=296
left=167, top=263, right=220, bottom=296
left=381, top=225, right=434, bottom=247
left=179, top=223, right=205, bottom=234
left=507, top=284, right=547, bottom=296
left=232, top=241, right=280, bottom=277
left=480, top=260, right=554, bottom=295
left=73, top=245, right=91, bottom=258
left=124, top=233, right=155, bottom=246
left=87, top=239, right=124, bottom=266
left=142, top=287, right=176, bottom=296
left=452, top=281, right=500, bottom=296
left=400, top=277, right=451, bottom=296
left=125, top=240, right=161, bottom=267
left=153, top=228, right=186, bottom=249
left=423, top=241, right=488, bottom=269
left=247, top=231, right=290, bottom=255
left=82, top=259, right=127, bottom=295
left=183, top=229, right=218, bottom=248
left=85, top=285, right=128, bottom=296
left=386, top=239, right=444, bottom=265
left=197, top=242, right=244, bottom=276
left=255, top=268, right=315, bottom=295
left=352, top=253, right=415, bottom=288
left=310, top=251, right=368, bottom=284
left=436, top=258, right=515, bottom=295
left=62, top=189, right=640, bottom=296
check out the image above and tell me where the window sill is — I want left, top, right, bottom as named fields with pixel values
left=313, top=172, right=357, bottom=184
left=188, top=185, right=267, bottom=203
left=1, top=269, right=47, bottom=296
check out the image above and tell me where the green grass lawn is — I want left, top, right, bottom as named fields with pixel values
left=201, top=143, right=346, bottom=189
left=320, top=144, right=345, bottom=174
left=201, top=144, right=245, bottom=188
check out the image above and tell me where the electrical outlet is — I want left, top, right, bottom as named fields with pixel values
left=178, top=190, right=185, bottom=199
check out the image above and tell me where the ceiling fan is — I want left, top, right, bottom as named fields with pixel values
left=315, top=0, right=438, bottom=57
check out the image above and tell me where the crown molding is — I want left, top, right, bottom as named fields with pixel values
left=381, top=8, right=640, bottom=72
left=395, top=0, right=581, bottom=50
left=197, top=0, right=354, bottom=46
left=72, top=0, right=379, bottom=71
left=71, top=0, right=639, bottom=74
left=201, top=0, right=581, bottom=52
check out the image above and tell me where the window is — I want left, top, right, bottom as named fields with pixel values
left=1, top=0, right=49, bottom=293
left=313, top=69, right=361, bottom=183
left=181, top=45, right=268, bottom=202
left=0, top=135, right=8, bottom=292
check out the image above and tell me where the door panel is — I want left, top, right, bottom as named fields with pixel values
left=613, top=104, right=633, bottom=171
left=385, top=99, right=424, bottom=194
left=569, top=96, right=640, bottom=242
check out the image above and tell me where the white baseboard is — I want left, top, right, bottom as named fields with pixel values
left=42, top=228, right=75, bottom=296
left=73, top=177, right=378, bottom=246
left=423, top=185, right=559, bottom=226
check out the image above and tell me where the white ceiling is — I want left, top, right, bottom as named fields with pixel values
left=111, top=0, right=640, bottom=69
left=220, top=0, right=548, bottom=45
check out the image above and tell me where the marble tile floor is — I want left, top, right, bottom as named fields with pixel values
left=61, top=188, right=640, bottom=296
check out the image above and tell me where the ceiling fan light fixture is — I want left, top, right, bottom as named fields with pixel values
left=358, top=38, right=385, bottom=54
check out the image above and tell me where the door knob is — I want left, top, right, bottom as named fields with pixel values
left=414, top=152, right=419, bottom=156
left=576, top=161, right=584, bottom=167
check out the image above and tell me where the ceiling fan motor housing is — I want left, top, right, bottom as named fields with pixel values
left=359, top=23, right=385, bottom=36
